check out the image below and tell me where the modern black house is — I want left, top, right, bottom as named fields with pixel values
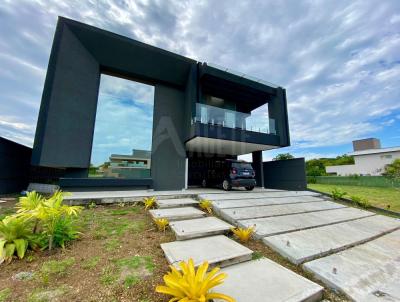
left=31, top=17, right=291, bottom=191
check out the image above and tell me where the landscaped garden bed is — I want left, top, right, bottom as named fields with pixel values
left=0, top=195, right=174, bottom=302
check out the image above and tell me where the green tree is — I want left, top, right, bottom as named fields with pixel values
left=306, top=159, right=326, bottom=176
left=273, top=153, right=294, bottom=160
left=383, top=159, right=400, bottom=182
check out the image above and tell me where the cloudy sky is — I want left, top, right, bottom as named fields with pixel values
left=1, top=0, right=400, bottom=163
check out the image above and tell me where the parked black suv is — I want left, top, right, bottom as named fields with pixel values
left=202, top=159, right=256, bottom=191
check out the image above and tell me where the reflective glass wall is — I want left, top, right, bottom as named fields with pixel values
left=90, top=75, right=154, bottom=178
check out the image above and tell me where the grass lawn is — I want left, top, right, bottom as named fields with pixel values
left=0, top=197, right=349, bottom=302
left=308, top=183, right=400, bottom=212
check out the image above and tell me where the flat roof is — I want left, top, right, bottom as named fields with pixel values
left=348, top=146, right=400, bottom=156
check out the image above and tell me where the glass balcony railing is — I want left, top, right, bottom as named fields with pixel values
left=193, top=103, right=276, bottom=135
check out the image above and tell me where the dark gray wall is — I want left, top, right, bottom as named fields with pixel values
left=263, top=158, right=306, bottom=190
left=268, top=88, right=290, bottom=146
left=32, top=24, right=100, bottom=168
left=252, top=151, right=264, bottom=187
left=0, top=137, right=32, bottom=194
left=151, top=85, right=186, bottom=190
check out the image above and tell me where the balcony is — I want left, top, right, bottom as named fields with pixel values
left=193, top=103, right=276, bottom=135
left=186, top=103, right=280, bottom=155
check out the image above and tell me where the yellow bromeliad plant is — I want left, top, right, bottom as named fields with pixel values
left=156, top=258, right=235, bottom=302
left=231, top=226, right=255, bottom=243
left=143, top=197, right=156, bottom=210
left=154, top=218, right=169, bottom=232
left=199, top=199, right=213, bottom=214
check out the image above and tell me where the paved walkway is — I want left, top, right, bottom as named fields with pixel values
left=200, top=190, right=400, bottom=301
left=153, top=192, right=324, bottom=302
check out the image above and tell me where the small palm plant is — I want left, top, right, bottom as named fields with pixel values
left=143, top=197, right=156, bottom=210
left=156, top=258, right=235, bottom=302
left=0, top=216, right=32, bottom=264
left=199, top=199, right=213, bottom=214
left=231, top=226, right=255, bottom=243
left=34, top=191, right=83, bottom=250
left=154, top=218, right=169, bottom=232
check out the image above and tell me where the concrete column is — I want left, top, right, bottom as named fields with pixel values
left=252, top=151, right=264, bottom=187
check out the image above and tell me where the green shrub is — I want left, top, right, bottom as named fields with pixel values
left=1, top=191, right=84, bottom=264
left=19, top=191, right=83, bottom=251
left=331, top=188, right=347, bottom=200
left=307, top=176, right=317, bottom=184
left=0, top=216, right=32, bottom=264
left=350, top=195, right=370, bottom=208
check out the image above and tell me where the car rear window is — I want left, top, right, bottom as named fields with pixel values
left=232, top=163, right=253, bottom=169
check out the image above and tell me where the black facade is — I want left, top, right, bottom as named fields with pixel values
left=263, top=158, right=307, bottom=190
left=32, top=17, right=291, bottom=191
left=0, top=137, right=32, bottom=194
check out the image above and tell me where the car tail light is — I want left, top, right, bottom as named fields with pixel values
left=231, top=168, right=237, bottom=175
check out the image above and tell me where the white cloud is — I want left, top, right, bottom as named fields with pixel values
left=0, top=0, right=399, bottom=159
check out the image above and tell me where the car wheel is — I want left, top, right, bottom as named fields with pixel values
left=222, top=180, right=232, bottom=191
left=245, top=186, right=254, bottom=191
left=201, top=179, right=207, bottom=188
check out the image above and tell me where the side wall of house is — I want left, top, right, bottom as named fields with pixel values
left=0, top=137, right=32, bottom=194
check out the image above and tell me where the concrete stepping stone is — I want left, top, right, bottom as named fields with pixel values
left=264, top=215, right=400, bottom=264
left=170, top=217, right=233, bottom=240
left=213, top=258, right=323, bottom=302
left=156, top=198, right=199, bottom=208
left=149, top=207, right=206, bottom=221
left=211, top=196, right=326, bottom=213
left=160, top=235, right=252, bottom=268
left=199, top=190, right=321, bottom=201
left=218, top=201, right=345, bottom=223
left=238, top=207, right=375, bottom=238
left=303, top=230, right=400, bottom=301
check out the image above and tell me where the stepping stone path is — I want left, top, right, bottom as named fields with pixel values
left=263, top=215, right=400, bottom=264
left=170, top=216, right=233, bottom=240
left=218, top=200, right=345, bottom=223
left=211, top=195, right=326, bottom=213
left=238, top=207, right=374, bottom=238
left=152, top=195, right=324, bottom=302
left=161, top=235, right=253, bottom=268
left=156, top=198, right=199, bottom=208
left=214, top=258, right=324, bottom=302
left=149, top=206, right=205, bottom=221
left=205, top=190, right=400, bottom=301
left=304, top=230, right=400, bottom=301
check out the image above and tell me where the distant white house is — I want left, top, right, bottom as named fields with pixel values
left=326, top=138, right=400, bottom=176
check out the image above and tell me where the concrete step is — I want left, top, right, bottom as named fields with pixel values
left=213, top=258, right=323, bottom=302
left=211, top=196, right=326, bottom=214
left=156, top=198, right=199, bottom=208
left=303, top=230, right=400, bottom=301
left=160, top=235, right=252, bottom=269
left=170, top=217, right=233, bottom=240
left=218, top=201, right=345, bottom=223
left=238, top=207, right=375, bottom=238
left=149, top=207, right=206, bottom=221
left=263, top=215, right=400, bottom=264
left=199, top=190, right=321, bottom=201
